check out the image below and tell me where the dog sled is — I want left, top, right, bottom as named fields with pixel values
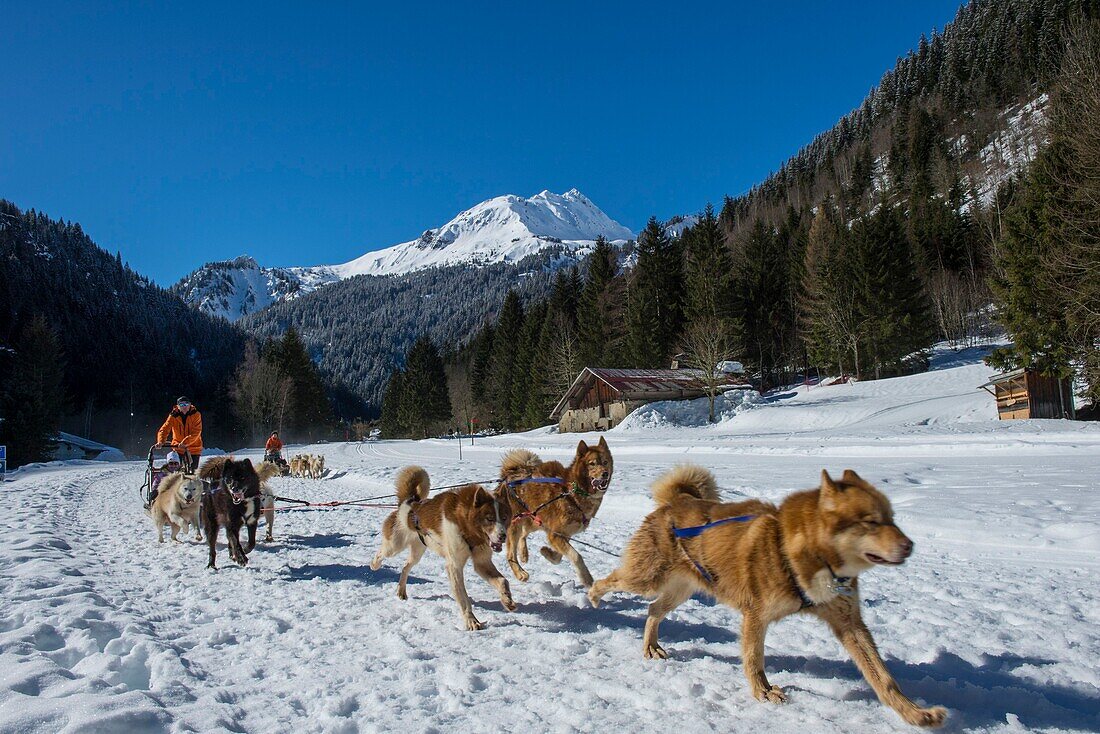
left=264, top=451, right=291, bottom=476
left=140, top=444, right=193, bottom=508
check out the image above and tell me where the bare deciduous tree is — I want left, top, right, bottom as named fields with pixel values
left=928, top=271, right=991, bottom=348
left=230, top=342, right=292, bottom=444
left=680, top=318, right=736, bottom=423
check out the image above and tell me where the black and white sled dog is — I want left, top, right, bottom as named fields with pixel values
left=198, top=456, right=263, bottom=569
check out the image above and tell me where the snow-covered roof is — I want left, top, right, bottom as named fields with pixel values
left=56, top=432, right=119, bottom=452
left=550, top=367, right=751, bottom=420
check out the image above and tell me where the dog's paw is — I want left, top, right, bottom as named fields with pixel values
left=904, top=706, right=947, bottom=728
left=263, top=534, right=274, bottom=543
left=397, top=588, right=408, bottom=601
left=540, top=546, right=563, bottom=564
left=644, top=644, right=669, bottom=660
left=501, top=596, right=517, bottom=612
left=465, top=618, right=486, bottom=632
left=587, top=589, right=602, bottom=608
left=754, top=685, right=787, bottom=704
left=512, top=568, right=530, bottom=583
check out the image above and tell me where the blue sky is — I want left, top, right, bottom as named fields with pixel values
left=1, top=1, right=964, bottom=286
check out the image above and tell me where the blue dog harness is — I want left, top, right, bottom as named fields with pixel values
left=672, top=514, right=757, bottom=584
left=672, top=514, right=756, bottom=538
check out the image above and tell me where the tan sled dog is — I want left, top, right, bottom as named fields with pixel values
left=499, top=437, right=613, bottom=587
left=589, top=466, right=946, bottom=728
left=309, top=454, right=325, bottom=479
left=148, top=473, right=203, bottom=543
left=256, top=461, right=283, bottom=542
left=370, top=466, right=515, bottom=630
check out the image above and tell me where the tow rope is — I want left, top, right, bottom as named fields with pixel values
left=272, top=493, right=398, bottom=512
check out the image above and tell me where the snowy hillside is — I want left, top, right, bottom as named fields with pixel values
left=169, top=256, right=315, bottom=322
left=3, top=348, right=1099, bottom=732
left=173, top=190, right=633, bottom=321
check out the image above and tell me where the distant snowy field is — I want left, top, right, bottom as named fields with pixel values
left=3, top=348, right=1099, bottom=733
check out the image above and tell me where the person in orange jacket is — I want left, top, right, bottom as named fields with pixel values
left=157, top=396, right=203, bottom=472
left=264, top=431, right=283, bottom=459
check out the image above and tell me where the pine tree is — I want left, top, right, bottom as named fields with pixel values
left=734, top=219, right=790, bottom=387
left=380, top=368, right=406, bottom=437
left=800, top=207, right=852, bottom=372
left=626, top=217, right=684, bottom=368
left=683, top=203, right=735, bottom=329
left=399, top=335, right=451, bottom=438
left=578, top=236, right=618, bottom=365
left=853, top=207, right=935, bottom=377
left=0, top=316, right=67, bottom=467
left=274, top=327, right=331, bottom=440
left=469, top=324, right=495, bottom=402
left=510, top=301, right=546, bottom=429
left=487, top=290, right=524, bottom=427
left=987, top=144, right=1074, bottom=380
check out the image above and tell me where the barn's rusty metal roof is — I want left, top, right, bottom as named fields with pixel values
left=590, top=368, right=707, bottom=391
left=550, top=367, right=751, bottom=420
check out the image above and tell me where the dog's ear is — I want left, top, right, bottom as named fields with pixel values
left=840, top=469, right=864, bottom=487
left=576, top=440, right=589, bottom=456
left=820, top=470, right=841, bottom=511
left=597, top=436, right=608, bottom=450
left=472, top=485, right=493, bottom=507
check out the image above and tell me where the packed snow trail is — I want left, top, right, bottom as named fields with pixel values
left=2, top=361, right=1100, bottom=733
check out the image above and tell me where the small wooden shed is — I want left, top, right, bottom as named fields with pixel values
left=979, top=368, right=1076, bottom=420
left=550, top=367, right=751, bottom=433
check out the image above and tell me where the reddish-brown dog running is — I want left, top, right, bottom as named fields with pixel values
left=499, top=437, right=613, bottom=588
left=371, top=466, right=515, bottom=631
left=589, top=465, right=946, bottom=728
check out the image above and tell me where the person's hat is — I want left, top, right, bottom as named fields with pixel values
left=176, top=396, right=190, bottom=406
left=167, top=451, right=181, bottom=464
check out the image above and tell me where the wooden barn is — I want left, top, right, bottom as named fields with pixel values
left=978, top=368, right=1076, bottom=420
left=550, top=367, right=750, bottom=433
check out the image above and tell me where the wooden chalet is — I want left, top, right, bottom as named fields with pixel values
left=978, top=368, right=1076, bottom=420
left=550, top=367, right=751, bottom=433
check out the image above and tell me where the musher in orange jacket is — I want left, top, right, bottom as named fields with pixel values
left=157, top=396, right=203, bottom=472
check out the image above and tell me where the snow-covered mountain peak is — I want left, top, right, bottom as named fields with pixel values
left=332, top=189, right=633, bottom=278
left=174, top=189, right=634, bottom=321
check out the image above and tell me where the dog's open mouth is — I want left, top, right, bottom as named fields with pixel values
left=230, top=489, right=245, bottom=504
left=490, top=540, right=503, bottom=553
left=865, top=552, right=904, bottom=565
left=591, top=477, right=609, bottom=492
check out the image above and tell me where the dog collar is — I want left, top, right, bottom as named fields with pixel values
left=822, top=561, right=855, bottom=598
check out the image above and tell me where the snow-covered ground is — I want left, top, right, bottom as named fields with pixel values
left=3, top=350, right=1099, bottom=733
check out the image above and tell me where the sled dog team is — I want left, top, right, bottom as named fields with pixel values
left=148, top=437, right=946, bottom=727
left=371, top=437, right=946, bottom=728
left=289, top=453, right=325, bottom=479
left=146, top=457, right=282, bottom=560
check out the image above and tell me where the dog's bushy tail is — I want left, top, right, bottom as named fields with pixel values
left=256, top=461, right=282, bottom=484
left=500, top=449, right=541, bottom=480
left=652, top=465, right=719, bottom=506
left=395, top=466, right=430, bottom=504
left=198, top=456, right=229, bottom=482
